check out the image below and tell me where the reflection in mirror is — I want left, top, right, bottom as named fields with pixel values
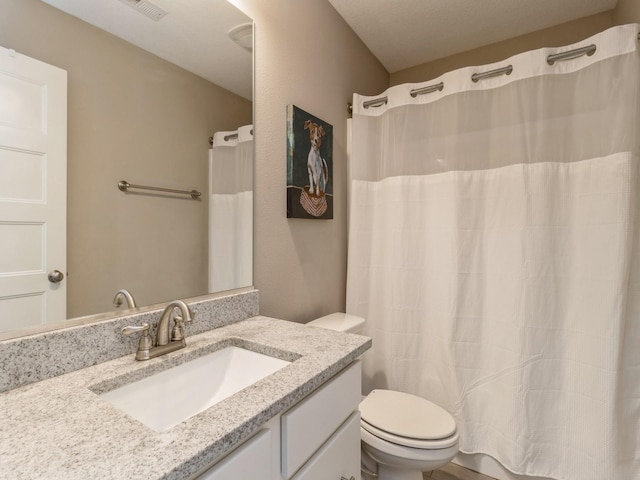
left=209, top=125, right=253, bottom=293
left=0, top=0, right=253, bottom=337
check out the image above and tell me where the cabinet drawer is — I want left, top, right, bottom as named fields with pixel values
left=292, top=412, right=361, bottom=480
left=197, top=428, right=271, bottom=480
left=281, top=361, right=361, bottom=479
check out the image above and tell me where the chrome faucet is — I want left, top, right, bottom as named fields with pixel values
left=113, top=289, right=137, bottom=309
left=122, top=300, right=195, bottom=361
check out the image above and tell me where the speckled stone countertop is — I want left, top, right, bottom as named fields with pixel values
left=0, top=316, right=371, bottom=480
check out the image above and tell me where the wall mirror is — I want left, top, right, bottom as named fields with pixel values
left=0, top=0, right=254, bottom=338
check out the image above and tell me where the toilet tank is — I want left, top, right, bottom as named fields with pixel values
left=306, top=313, right=365, bottom=334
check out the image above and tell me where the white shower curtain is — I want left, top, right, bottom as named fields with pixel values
left=347, top=25, right=640, bottom=480
left=208, top=125, right=253, bottom=292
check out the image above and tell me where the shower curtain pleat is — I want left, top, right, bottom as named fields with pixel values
left=347, top=25, right=640, bottom=480
left=208, top=125, right=253, bottom=292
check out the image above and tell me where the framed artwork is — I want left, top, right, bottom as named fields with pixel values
left=286, top=105, right=333, bottom=219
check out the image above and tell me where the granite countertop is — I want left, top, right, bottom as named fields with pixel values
left=0, top=316, right=371, bottom=480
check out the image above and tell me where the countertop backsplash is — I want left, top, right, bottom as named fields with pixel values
left=0, top=288, right=259, bottom=393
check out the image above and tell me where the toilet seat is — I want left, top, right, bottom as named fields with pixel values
left=360, top=389, right=458, bottom=449
left=361, top=418, right=459, bottom=449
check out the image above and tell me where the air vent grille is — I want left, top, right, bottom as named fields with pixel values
left=117, top=0, right=168, bottom=22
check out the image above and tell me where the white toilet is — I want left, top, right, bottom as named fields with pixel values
left=307, top=313, right=459, bottom=480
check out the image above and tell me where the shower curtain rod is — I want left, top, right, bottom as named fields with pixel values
left=410, top=82, right=444, bottom=97
left=471, top=65, right=513, bottom=82
left=223, top=128, right=254, bottom=142
left=348, top=34, right=640, bottom=115
left=208, top=129, right=255, bottom=146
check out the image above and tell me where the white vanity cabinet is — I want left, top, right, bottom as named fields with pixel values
left=281, top=361, right=361, bottom=479
left=197, top=429, right=273, bottom=480
left=195, top=361, right=362, bottom=480
left=290, top=412, right=361, bottom=480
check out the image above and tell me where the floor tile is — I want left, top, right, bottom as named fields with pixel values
left=425, top=462, right=497, bottom=480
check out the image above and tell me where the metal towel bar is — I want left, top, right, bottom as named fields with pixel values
left=117, top=180, right=201, bottom=199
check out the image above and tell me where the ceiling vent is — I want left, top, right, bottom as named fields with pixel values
left=117, top=0, right=168, bottom=22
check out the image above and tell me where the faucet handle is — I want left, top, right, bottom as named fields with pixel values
left=171, top=319, right=184, bottom=342
left=174, top=314, right=192, bottom=326
left=122, top=323, right=153, bottom=361
left=122, top=323, right=149, bottom=335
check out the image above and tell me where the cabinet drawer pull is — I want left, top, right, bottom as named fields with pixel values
left=341, top=477, right=356, bottom=480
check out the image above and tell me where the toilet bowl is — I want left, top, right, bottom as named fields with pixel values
left=360, top=389, right=459, bottom=480
left=307, top=313, right=459, bottom=480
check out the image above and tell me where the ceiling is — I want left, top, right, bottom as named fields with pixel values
left=38, top=0, right=619, bottom=96
left=41, top=0, right=253, bottom=100
left=328, top=0, right=618, bottom=73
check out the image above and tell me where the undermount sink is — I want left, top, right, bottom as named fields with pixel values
left=99, top=346, right=290, bottom=432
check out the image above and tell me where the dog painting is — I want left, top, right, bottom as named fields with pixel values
left=305, top=119, right=329, bottom=197
left=286, top=105, right=333, bottom=219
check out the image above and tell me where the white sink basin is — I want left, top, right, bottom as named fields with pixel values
left=99, top=346, right=290, bottom=432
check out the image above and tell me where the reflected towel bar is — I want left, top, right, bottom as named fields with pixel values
left=118, top=180, right=201, bottom=199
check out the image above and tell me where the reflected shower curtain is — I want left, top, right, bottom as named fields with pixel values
left=208, top=125, right=253, bottom=292
left=346, top=25, right=640, bottom=479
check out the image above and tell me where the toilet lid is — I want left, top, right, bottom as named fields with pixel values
left=359, top=389, right=456, bottom=441
left=307, top=313, right=365, bottom=333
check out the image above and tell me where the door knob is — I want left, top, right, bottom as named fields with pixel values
left=48, top=270, right=64, bottom=283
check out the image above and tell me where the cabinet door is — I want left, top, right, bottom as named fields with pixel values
left=282, top=361, right=361, bottom=478
left=292, top=412, right=361, bottom=480
left=197, top=429, right=271, bottom=480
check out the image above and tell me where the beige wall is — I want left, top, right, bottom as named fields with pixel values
left=391, top=11, right=614, bottom=85
left=232, top=0, right=389, bottom=323
left=1, top=0, right=252, bottom=318
left=614, top=0, right=640, bottom=24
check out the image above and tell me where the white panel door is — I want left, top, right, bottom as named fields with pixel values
left=0, top=46, right=67, bottom=330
